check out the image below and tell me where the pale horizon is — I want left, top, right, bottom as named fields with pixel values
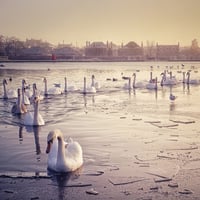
left=1, top=0, right=200, bottom=47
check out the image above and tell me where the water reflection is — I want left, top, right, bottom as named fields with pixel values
left=169, top=102, right=176, bottom=112
left=19, top=125, right=42, bottom=161
left=26, top=126, right=41, bottom=160
left=49, top=168, right=82, bottom=200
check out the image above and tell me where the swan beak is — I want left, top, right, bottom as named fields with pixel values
left=46, top=142, right=51, bottom=154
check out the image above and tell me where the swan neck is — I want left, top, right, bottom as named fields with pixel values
left=128, top=77, right=131, bottom=89
left=187, top=73, right=190, bottom=84
left=3, top=82, right=8, bottom=99
left=133, top=75, right=136, bottom=88
left=83, top=77, right=86, bottom=94
left=57, top=136, right=66, bottom=162
left=64, top=77, right=67, bottom=92
left=91, top=76, right=95, bottom=87
left=44, top=79, right=48, bottom=95
left=33, top=101, right=39, bottom=125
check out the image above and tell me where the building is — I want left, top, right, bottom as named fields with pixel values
left=156, top=43, right=180, bottom=60
left=85, top=41, right=108, bottom=58
left=53, top=44, right=82, bottom=60
left=118, top=41, right=144, bottom=60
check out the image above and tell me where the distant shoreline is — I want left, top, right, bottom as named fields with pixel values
left=1, top=59, right=200, bottom=63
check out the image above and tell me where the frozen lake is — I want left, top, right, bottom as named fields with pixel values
left=0, top=61, right=200, bottom=178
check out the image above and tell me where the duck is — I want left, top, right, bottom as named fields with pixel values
left=2, top=79, right=17, bottom=99
left=46, top=129, right=83, bottom=172
left=169, top=93, right=177, bottom=101
left=11, top=88, right=27, bottom=114
left=43, top=77, right=63, bottom=96
left=82, top=77, right=96, bottom=94
left=23, top=96, right=45, bottom=126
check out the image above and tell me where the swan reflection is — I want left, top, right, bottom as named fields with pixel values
left=49, top=168, right=82, bottom=200
left=19, top=125, right=42, bottom=160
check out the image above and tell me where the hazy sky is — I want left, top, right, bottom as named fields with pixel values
left=1, top=0, right=200, bottom=46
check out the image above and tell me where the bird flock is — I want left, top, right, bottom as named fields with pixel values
left=2, top=67, right=200, bottom=126
left=1, top=65, right=200, bottom=172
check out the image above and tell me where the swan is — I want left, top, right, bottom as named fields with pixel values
left=132, top=73, right=146, bottom=88
left=46, top=129, right=83, bottom=172
left=23, top=96, right=45, bottom=126
left=22, top=79, right=30, bottom=105
left=2, top=79, right=17, bottom=99
left=11, top=88, right=27, bottom=114
left=82, top=77, right=96, bottom=94
left=146, top=77, right=158, bottom=90
left=160, top=72, right=177, bottom=86
left=91, top=75, right=100, bottom=89
left=123, top=77, right=132, bottom=89
left=30, top=83, right=44, bottom=103
left=64, top=77, right=78, bottom=93
left=43, top=77, right=63, bottom=96
left=186, top=71, right=200, bottom=85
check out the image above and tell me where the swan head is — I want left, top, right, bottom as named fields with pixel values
left=22, top=79, right=26, bottom=85
left=43, top=77, right=47, bottom=83
left=46, top=129, right=63, bottom=153
left=3, top=79, right=7, bottom=85
left=33, top=83, right=37, bottom=90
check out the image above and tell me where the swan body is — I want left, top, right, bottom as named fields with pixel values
left=161, top=72, right=177, bottom=86
left=83, top=77, right=96, bottom=94
left=64, top=77, right=78, bottom=92
left=22, top=79, right=30, bottom=105
left=146, top=77, right=158, bottom=90
left=186, top=71, right=200, bottom=85
left=123, top=77, right=132, bottom=89
left=23, top=96, right=45, bottom=126
left=43, top=77, right=63, bottom=96
left=2, top=79, right=17, bottom=99
left=46, top=129, right=83, bottom=172
left=11, top=88, right=27, bottom=114
left=91, top=75, right=100, bottom=89
left=132, top=73, right=146, bottom=88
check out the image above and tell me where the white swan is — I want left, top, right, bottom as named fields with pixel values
left=146, top=77, right=158, bottom=90
left=160, top=72, right=177, bottom=86
left=46, top=129, right=83, bottom=172
left=23, top=96, right=45, bottom=126
left=22, top=79, right=30, bottom=105
left=91, top=75, right=100, bottom=89
left=186, top=71, right=200, bottom=85
left=64, top=77, right=78, bottom=93
left=30, top=83, right=44, bottom=103
left=2, top=79, right=17, bottom=99
left=132, top=73, right=146, bottom=88
left=123, top=77, right=132, bottom=90
left=83, top=77, right=96, bottom=94
left=11, top=88, right=27, bottom=114
left=43, top=77, right=63, bottom=96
